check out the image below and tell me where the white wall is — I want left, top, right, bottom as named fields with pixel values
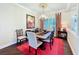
left=61, top=7, right=78, bottom=29
left=61, top=6, right=79, bottom=54
left=0, top=3, right=38, bottom=49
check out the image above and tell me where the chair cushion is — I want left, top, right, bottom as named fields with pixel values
left=43, top=39, right=50, bottom=42
left=43, top=36, right=50, bottom=42
left=17, top=36, right=26, bottom=40
left=34, top=40, right=43, bottom=49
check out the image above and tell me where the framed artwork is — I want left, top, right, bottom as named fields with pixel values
left=71, top=15, right=78, bottom=33
left=26, top=14, right=35, bottom=29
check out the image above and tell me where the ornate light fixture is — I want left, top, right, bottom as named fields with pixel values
left=39, top=3, right=48, bottom=19
left=39, top=3, right=48, bottom=9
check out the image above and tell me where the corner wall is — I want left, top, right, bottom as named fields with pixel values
left=0, top=3, right=37, bottom=49
left=61, top=5, right=79, bottom=54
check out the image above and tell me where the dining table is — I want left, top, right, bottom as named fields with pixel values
left=36, top=31, right=51, bottom=39
left=25, top=29, right=53, bottom=50
left=26, top=29, right=52, bottom=39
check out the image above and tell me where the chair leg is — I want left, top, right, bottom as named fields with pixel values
left=52, top=40, right=53, bottom=45
left=17, top=39, right=19, bottom=45
left=26, top=38, right=28, bottom=42
left=29, top=46, right=31, bottom=53
left=35, top=49, right=37, bottom=55
left=50, top=40, right=52, bottom=50
left=20, top=40, right=21, bottom=45
left=52, top=38, right=54, bottom=45
left=50, top=43, right=52, bottom=50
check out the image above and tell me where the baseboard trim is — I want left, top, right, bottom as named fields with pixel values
left=67, top=39, right=77, bottom=55
left=0, top=41, right=16, bottom=49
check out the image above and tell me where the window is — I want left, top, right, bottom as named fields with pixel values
left=71, top=15, right=78, bottom=34
left=44, top=17, right=56, bottom=31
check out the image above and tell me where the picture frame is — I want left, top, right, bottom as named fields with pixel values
left=26, top=14, right=35, bottom=29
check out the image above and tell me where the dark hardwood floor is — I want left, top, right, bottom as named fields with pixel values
left=64, top=40, right=73, bottom=55
left=0, top=40, right=73, bottom=55
left=0, top=44, right=22, bottom=55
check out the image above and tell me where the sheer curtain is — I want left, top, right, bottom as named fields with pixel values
left=43, top=17, right=56, bottom=31
left=56, top=13, right=61, bottom=36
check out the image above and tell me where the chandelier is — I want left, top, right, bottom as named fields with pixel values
left=39, top=3, right=48, bottom=19
left=39, top=3, right=48, bottom=9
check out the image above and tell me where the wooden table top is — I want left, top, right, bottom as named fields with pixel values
left=36, top=31, right=51, bottom=39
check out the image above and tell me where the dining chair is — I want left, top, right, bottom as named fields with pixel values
left=43, top=31, right=54, bottom=50
left=27, top=32, right=43, bottom=55
left=16, top=29, right=27, bottom=45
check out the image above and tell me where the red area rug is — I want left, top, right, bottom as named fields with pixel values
left=17, top=38, right=64, bottom=55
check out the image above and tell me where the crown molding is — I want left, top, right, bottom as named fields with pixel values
left=14, top=3, right=37, bottom=15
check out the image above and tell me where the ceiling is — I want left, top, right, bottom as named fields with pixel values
left=18, top=3, right=77, bottom=14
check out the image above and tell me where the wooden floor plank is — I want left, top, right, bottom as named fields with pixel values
left=0, top=40, right=73, bottom=55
